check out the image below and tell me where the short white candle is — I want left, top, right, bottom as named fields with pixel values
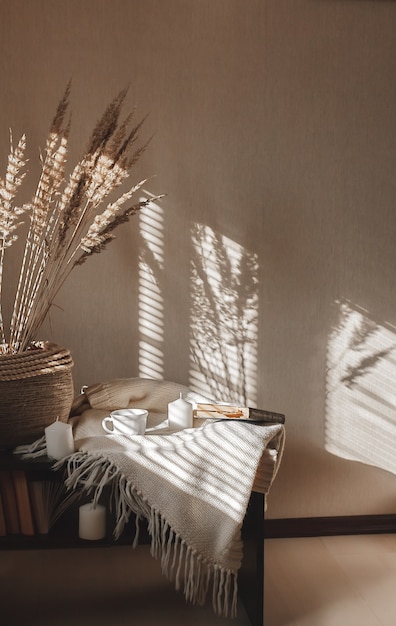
left=79, top=502, right=106, bottom=540
left=45, top=418, right=74, bottom=460
left=168, top=393, right=193, bottom=430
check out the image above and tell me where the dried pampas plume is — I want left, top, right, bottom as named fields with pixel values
left=0, top=83, right=162, bottom=354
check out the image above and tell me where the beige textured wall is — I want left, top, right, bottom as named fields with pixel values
left=1, top=0, right=396, bottom=519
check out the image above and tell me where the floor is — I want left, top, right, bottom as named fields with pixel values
left=2, top=534, right=396, bottom=625
left=264, top=533, right=396, bottom=626
left=0, top=544, right=251, bottom=626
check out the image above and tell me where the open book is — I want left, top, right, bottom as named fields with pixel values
left=29, top=480, right=80, bottom=534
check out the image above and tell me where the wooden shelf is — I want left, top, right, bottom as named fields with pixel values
left=0, top=452, right=151, bottom=550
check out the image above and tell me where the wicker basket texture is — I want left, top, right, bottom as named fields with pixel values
left=0, top=342, right=74, bottom=449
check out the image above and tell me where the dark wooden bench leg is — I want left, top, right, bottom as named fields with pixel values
left=239, top=491, right=264, bottom=626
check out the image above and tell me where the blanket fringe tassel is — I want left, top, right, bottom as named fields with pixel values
left=60, top=451, right=238, bottom=619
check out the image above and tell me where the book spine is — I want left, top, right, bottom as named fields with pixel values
left=28, top=481, right=49, bottom=535
left=248, top=408, right=285, bottom=424
left=12, top=470, right=35, bottom=536
left=0, top=470, right=20, bottom=534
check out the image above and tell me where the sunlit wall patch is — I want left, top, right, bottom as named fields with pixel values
left=326, top=300, right=396, bottom=475
left=189, top=223, right=258, bottom=406
left=138, top=194, right=164, bottom=379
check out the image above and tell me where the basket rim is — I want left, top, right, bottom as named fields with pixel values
left=0, top=341, right=73, bottom=381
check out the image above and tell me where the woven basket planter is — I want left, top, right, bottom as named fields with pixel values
left=0, top=341, right=74, bottom=449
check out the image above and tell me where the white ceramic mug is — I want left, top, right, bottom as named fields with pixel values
left=102, top=408, right=148, bottom=436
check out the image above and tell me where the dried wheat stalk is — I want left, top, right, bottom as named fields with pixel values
left=0, top=84, right=162, bottom=354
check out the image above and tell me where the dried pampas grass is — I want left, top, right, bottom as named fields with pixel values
left=0, top=83, right=162, bottom=354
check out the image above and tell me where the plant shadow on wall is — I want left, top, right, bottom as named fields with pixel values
left=189, top=223, right=259, bottom=406
left=326, top=300, right=396, bottom=475
left=138, top=216, right=260, bottom=405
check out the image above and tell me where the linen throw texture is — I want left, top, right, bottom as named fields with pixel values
left=28, top=378, right=285, bottom=617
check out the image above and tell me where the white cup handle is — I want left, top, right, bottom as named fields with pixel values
left=102, top=416, right=114, bottom=434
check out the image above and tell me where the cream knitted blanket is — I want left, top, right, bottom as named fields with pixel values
left=58, top=379, right=285, bottom=617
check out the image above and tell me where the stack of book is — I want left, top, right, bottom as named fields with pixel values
left=0, top=469, right=79, bottom=537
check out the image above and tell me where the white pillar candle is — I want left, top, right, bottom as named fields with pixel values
left=168, top=393, right=193, bottom=430
left=79, top=502, right=106, bottom=540
left=45, top=418, right=74, bottom=460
